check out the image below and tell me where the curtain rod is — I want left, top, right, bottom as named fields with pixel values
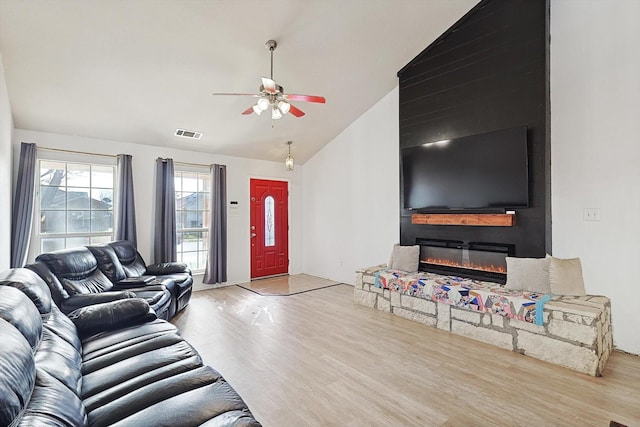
left=37, top=146, right=118, bottom=159
left=38, top=147, right=211, bottom=167
left=173, top=160, right=211, bottom=168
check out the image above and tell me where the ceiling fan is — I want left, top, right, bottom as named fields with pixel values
left=212, top=40, right=326, bottom=120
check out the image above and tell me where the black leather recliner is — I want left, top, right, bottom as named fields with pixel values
left=107, top=240, right=193, bottom=315
left=31, top=247, right=172, bottom=320
left=0, top=267, right=261, bottom=426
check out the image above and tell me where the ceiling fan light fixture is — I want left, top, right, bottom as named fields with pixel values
left=212, top=39, right=325, bottom=120
left=257, top=98, right=270, bottom=111
left=277, top=100, right=290, bottom=114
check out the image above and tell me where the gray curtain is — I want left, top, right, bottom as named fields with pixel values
left=154, top=158, right=177, bottom=263
left=203, top=164, right=227, bottom=284
left=11, top=142, right=37, bottom=267
left=115, top=154, right=137, bottom=246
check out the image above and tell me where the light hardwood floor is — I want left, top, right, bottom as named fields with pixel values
left=172, top=284, right=640, bottom=427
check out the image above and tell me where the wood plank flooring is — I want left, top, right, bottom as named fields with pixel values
left=172, top=284, right=640, bottom=427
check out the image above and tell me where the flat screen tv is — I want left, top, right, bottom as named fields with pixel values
left=402, top=126, right=529, bottom=211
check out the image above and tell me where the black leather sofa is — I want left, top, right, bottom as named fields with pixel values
left=0, top=268, right=261, bottom=426
left=27, top=241, right=193, bottom=320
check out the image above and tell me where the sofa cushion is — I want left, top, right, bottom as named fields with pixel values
left=37, top=248, right=115, bottom=295
left=108, top=240, right=148, bottom=277
left=85, top=365, right=260, bottom=427
left=0, top=268, right=53, bottom=315
left=26, top=368, right=88, bottom=426
left=87, top=244, right=127, bottom=283
left=81, top=319, right=179, bottom=365
left=61, top=272, right=115, bottom=295
left=0, top=318, right=35, bottom=427
left=35, top=329, right=83, bottom=395
left=36, top=247, right=99, bottom=279
left=93, top=366, right=261, bottom=427
left=26, top=261, right=70, bottom=308
left=0, top=286, right=43, bottom=351
left=81, top=334, right=199, bottom=407
left=42, top=306, right=83, bottom=354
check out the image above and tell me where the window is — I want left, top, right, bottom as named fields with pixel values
left=175, top=170, right=210, bottom=271
left=38, top=160, right=115, bottom=253
left=264, top=195, right=275, bottom=247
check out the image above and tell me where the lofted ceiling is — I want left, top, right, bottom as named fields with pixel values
left=0, top=0, right=479, bottom=164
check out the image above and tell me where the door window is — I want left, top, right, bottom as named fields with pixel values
left=264, top=195, right=275, bottom=247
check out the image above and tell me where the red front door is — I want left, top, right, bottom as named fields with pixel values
left=250, top=179, right=289, bottom=279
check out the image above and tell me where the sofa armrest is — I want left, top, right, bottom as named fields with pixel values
left=145, top=262, right=190, bottom=275
left=60, top=291, right=136, bottom=314
left=67, top=298, right=157, bottom=338
left=113, top=276, right=157, bottom=289
left=111, top=284, right=167, bottom=293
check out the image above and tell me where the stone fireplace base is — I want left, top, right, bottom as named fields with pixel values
left=354, top=265, right=613, bottom=376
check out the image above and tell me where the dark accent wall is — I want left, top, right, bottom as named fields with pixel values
left=397, top=0, right=550, bottom=257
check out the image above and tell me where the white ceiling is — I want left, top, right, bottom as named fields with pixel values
left=0, top=0, right=478, bottom=164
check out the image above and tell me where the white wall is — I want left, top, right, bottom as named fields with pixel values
left=12, top=129, right=303, bottom=290
left=551, top=0, right=640, bottom=354
left=0, top=53, right=13, bottom=270
left=303, top=88, right=399, bottom=284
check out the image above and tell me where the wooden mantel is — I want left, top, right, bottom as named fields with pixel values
left=411, top=213, right=515, bottom=227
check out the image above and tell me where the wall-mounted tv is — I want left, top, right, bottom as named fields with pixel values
left=402, top=126, right=529, bottom=211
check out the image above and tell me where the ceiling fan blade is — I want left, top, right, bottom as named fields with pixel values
left=261, top=77, right=277, bottom=94
left=212, top=93, right=259, bottom=97
left=241, top=106, right=254, bottom=115
left=286, top=94, right=326, bottom=104
left=289, top=104, right=305, bottom=117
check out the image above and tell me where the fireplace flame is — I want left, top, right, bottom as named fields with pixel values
left=423, top=258, right=507, bottom=274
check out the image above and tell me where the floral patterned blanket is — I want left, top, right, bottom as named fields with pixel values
left=374, top=269, right=553, bottom=325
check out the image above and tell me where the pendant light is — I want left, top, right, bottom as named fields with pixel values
left=285, top=141, right=294, bottom=171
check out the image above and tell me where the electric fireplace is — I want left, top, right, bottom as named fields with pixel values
left=416, top=238, right=514, bottom=284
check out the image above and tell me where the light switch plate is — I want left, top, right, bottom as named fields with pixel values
left=583, top=208, right=601, bottom=221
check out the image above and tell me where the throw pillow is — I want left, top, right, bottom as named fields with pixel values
left=387, top=243, right=399, bottom=268
left=505, top=256, right=551, bottom=294
left=549, top=257, right=586, bottom=296
left=390, top=245, right=420, bottom=272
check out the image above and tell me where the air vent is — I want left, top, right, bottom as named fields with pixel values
left=175, top=129, right=203, bottom=139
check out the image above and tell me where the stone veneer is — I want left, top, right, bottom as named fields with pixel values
left=354, top=265, right=613, bottom=376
